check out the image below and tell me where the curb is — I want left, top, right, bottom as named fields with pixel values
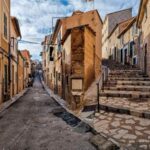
left=84, top=103, right=150, bottom=119
left=41, top=79, right=121, bottom=149
left=0, top=88, right=28, bottom=114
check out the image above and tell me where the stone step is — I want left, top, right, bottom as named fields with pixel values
left=108, top=74, right=145, bottom=78
left=83, top=101, right=150, bottom=120
left=100, top=90, right=150, bottom=98
left=110, top=69, right=142, bottom=73
left=108, top=77, right=150, bottom=81
left=105, top=80, right=150, bottom=86
left=104, top=86, right=150, bottom=92
left=109, top=71, right=142, bottom=76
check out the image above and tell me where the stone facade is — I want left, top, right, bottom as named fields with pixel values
left=137, top=0, right=150, bottom=76
left=42, top=10, right=103, bottom=102
left=10, top=17, right=21, bottom=97
left=102, top=8, right=132, bottom=59
left=21, top=50, right=31, bottom=87
left=17, top=51, right=25, bottom=93
left=118, top=18, right=140, bottom=66
left=61, top=25, right=96, bottom=108
left=0, top=0, right=11, bottom=103
left=53, top=10, right=103, bottom=79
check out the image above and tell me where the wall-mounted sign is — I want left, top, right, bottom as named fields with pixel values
left=71, top=78, right=83, bottom=91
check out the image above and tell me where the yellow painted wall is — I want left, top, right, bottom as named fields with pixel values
left=18, top=54, right=24, bottom=92
left=10, top=19, right=19, bottom=97
left=0, top=0, right=10, bottom=103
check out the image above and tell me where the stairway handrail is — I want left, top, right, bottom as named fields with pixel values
left=96, top=65, right=109, bottom=112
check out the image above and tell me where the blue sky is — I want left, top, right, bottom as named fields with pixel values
left=11, top=0, right=140, bottom=60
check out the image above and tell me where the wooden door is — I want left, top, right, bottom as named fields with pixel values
left=124, top=49, right=128, bottom=64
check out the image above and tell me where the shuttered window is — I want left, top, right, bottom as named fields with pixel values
left=4, top=13, right=8, bottom=39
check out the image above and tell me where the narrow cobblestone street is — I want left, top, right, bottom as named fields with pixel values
left=0, top=75, right=95, bottom=150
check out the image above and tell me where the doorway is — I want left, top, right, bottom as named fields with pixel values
left=114, top=47, right=117, bottom=61
left=12, top=65, right=14, bottom=96
left=124, top=49, right=128, bottom=65
left=121, top=49, right=123, bottom=63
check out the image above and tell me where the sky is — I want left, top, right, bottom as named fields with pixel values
left=11, top=0, right=140, bottom=60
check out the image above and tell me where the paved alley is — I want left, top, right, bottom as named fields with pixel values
left=0, top=75, right=95, bottom=150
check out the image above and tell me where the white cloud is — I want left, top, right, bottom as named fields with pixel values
left=11, top=0, right=140, bottom=60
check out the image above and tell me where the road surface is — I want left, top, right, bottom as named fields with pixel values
left=0, top=75, right=95, bottom=150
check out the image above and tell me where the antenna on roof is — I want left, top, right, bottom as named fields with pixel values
left=82, top=0, right=95, bottom=10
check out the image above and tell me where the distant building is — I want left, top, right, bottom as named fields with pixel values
left=41, top=35, right=53, bottom=87
left=21, top=50, right=31, bottom=87
left=102, top=8, right=132, bottom=59
left=17, top=51, right=25, bottom=92
left=118, top=17, right=140, bottom=66
left=137, top=0, right=150, bottom=76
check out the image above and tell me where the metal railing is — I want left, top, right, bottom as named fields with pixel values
left=96, top=66, right=109, bottom=112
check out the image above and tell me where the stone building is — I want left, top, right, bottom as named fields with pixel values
left=51, top=10, right=103, bottom=98
left=17, top=51, right=25, bottom=92
left=118, top=17, right=140, bottom=66
left=21, top=50, right=31, bottom=87
left=137, top=0, right=150, bottom=76
left=61, top=25, right=96, bottom=108
left=102, top=8, right=132, bottom=59
left=10, top=17, right=21, bottom=97
left=107, top=19, right=131, bottom=61
left=41, top=39, right=47, bottom=81
left=41, top=35, right=54, bottom=88
left=0, top=0, right=11, bottom=103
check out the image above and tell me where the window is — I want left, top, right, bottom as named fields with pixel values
left=25, top=62, right=29, bottom=68
left=58, top=73, right=61, bottom=81
left=145, top=6, right=148, bottom=19
left=49, top=46, right=54, bottom=61
left=4, top=13, right=8, bottom=39
left=4, top=65, right=8, bottom=92
left=130, top=41, right=134, bottom=58
left=120, top=36, right=124, bottom=45
left=10, top=37, right=14, bottom=48
left=57, top=32, right=61, bottom=51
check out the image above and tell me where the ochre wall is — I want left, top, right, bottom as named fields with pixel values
left=84, top=27, right=95, bottom=90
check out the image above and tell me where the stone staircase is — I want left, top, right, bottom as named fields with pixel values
left=101, top=63, right=150, bottom=99
left=83, top=60, right=150, bottom=119
left=98, top=60, right=150, bottom=118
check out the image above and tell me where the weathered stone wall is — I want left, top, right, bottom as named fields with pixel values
left=62, top=10, right=102, bottom=79
left=71, top=28, right=84, bottom=76
left=84, top=27, right=95, bottom=90
left=143, top=33, right=150, bottom=76
left=102, top=8, right=132, bottom=59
